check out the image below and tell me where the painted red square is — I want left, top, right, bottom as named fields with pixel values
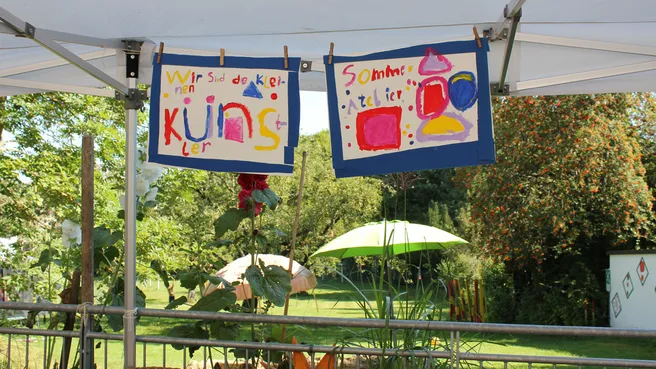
left=356, top=107, right=402, bottom=151
left=423, top=83, right=447, bottom=116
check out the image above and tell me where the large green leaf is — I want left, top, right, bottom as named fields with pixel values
left=109, top=230, right=123, bottom=246
left=92, top=227, right=111, bottom=247
left=200, top=273, right=234, bottom=292
left=107, top=293, right=124, bottom=332
left=107, top=286, right=146, bottom=332
left=245, top=262, right=291, bottom=307
left=214, top=208, right=249, bottom=238
left=188, top=289, right=236, bottom=312
left=165, top=296, right=187, bottom=310
left=209, top=320, right=240, bottom=341
left=31, top=249, right=59, bottom=272
left=167, top=324, right=209, bottom=357
left=178, top=270, right=201, bottom=290
left=252, top=189, right=282, bottom=210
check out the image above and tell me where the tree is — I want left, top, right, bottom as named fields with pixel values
left=458, top=94, right=655, bottom=325
left=267, top=131, right=384, bottom=274
left=381, top=170, right=467, bottom=224
left=428, top=201, right=457, bottom=234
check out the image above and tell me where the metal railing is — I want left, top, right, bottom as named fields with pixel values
left=0, top=301, right=655, bottom=369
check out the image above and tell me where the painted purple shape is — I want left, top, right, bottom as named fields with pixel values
left=415, top=112, right=473, bottom=143
left=418, top=48, right=453, bottom=76
left=224, top=117, right=244, bottom=143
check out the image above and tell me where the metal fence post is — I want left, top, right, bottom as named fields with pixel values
left=455, top=331, right=460, bottom=369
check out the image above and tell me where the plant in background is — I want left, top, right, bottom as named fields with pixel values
left=162, top=172, right=292, bottom=365
left=24, top=145, right=165, bottom=369
left=336, top=268, right=482, bottom=369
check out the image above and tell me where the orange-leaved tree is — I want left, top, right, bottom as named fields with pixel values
left=457, top=94, right=655, bottom=325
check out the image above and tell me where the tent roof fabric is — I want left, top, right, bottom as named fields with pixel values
left=1, top=1, right=656, bottom=96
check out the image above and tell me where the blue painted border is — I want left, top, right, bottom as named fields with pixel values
left=323, top=39, right=495, bottom=178
left=148, top=53, right=301, bottom=174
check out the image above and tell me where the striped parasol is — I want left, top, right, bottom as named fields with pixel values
left=203, top=254, right=317, bottom=301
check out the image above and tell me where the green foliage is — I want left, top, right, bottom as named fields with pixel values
left=209, top=320, right=240, bottom=340
left=214, top=208, right=249, bottom=239
left=188, top=289, right=236, bottom=312
left=267, top=132, right=383, bottom=274
left=428, top=201, right=457, bottom=235
left=245, top=261, right=292, bottom=307
left=481, top=262, right=516, bottom=323
left=252, top=188, right=282, bottom=210
left=460, top=94, right=654, bottom=268
left=107, top=284, right=146, bottom=332
left=459, top=94, right=656, bottom=324
left=382, top=170, right=467, bottom=225
left=165, top=296, right=188, bottom=310
left=167, top=323, right=209, bottom=357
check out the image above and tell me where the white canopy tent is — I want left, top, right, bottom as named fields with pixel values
left=2, top=1, right=656, bottom=97
left=1, top=1, right=655, bottom=368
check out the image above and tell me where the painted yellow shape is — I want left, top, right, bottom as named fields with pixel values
left=422, top=115, right=465, bottom=135
left=165, top=70, right=191, bottom=84
left=408, top=66, right=413, bottom=72
left=405, top=86, right=411, bottom=91
left=451, top=73, right=473, bottom=83
left=255, top=108, right=281, bottom=151
left=163, top=93, right=169, bottom=98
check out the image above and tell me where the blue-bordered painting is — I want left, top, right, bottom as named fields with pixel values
left=324, top=40, right=495, bottom=178
left=148, top=53, right=301, bottom=174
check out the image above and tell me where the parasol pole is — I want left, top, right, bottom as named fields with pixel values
left=281, top=151, right=308, bottom=343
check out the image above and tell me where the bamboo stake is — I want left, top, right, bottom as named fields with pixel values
left=281, top=151, right=309, bottom=344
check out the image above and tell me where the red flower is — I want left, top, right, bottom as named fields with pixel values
left=237, top=173, right=269, bottom=215
left=237, top=173, right=269, bottom=190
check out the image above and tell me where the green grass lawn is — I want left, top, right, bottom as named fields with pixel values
left=1, top=279, right=655, bottom=369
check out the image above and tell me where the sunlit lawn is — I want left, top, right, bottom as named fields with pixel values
left=1, top=279, right=654, bottom=368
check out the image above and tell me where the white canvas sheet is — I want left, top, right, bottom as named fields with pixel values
left=1, top=0, right=655, bottom=96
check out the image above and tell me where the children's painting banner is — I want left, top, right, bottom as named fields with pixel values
left=148, top=53, right=301, bottom=174
left=324, top=40, right=495, bottom=178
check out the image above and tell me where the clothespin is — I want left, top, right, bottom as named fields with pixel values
left=473, top=27, right=482, bottom=48
left=284, top=45, right=289, bottom=69
left=157, top=42, right=164, bottom=64
left=220, top=48, right=225, bottom=66
left=328, top=42, right=335, bottom=64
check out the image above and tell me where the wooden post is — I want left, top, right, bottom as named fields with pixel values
left=60, top=271, right=81, bottom=369
left=81, top=134, right=95, bottom=368
left=281, top=151, right=308, bottom=344
left=474, top=280, right=480, bottom=323
left=448, top=279, right=454, bottom=321
left=82, top=135, right=95, bottom=303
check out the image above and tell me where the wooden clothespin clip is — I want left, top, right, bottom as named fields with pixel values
left=220, top=48, right=225, bottom=67
left=284, top=45, right=289, bottom=69
left=157, top=42, right=164, bottom=64
left=328, top=42, right=335, bottom=64
left=473, top=27, right=482, bottom=48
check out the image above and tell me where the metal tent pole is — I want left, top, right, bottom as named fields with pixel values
left=122, top=41, right=144, bottom=369
left=124, top=77, right=138, bottom=369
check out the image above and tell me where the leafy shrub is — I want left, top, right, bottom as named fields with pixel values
left=481, top=262, right=516, bottom=323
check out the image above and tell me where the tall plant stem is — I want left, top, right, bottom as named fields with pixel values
left=249, top=206, right=256, bottom=345
left=281, top=151, right=308, bottom=343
